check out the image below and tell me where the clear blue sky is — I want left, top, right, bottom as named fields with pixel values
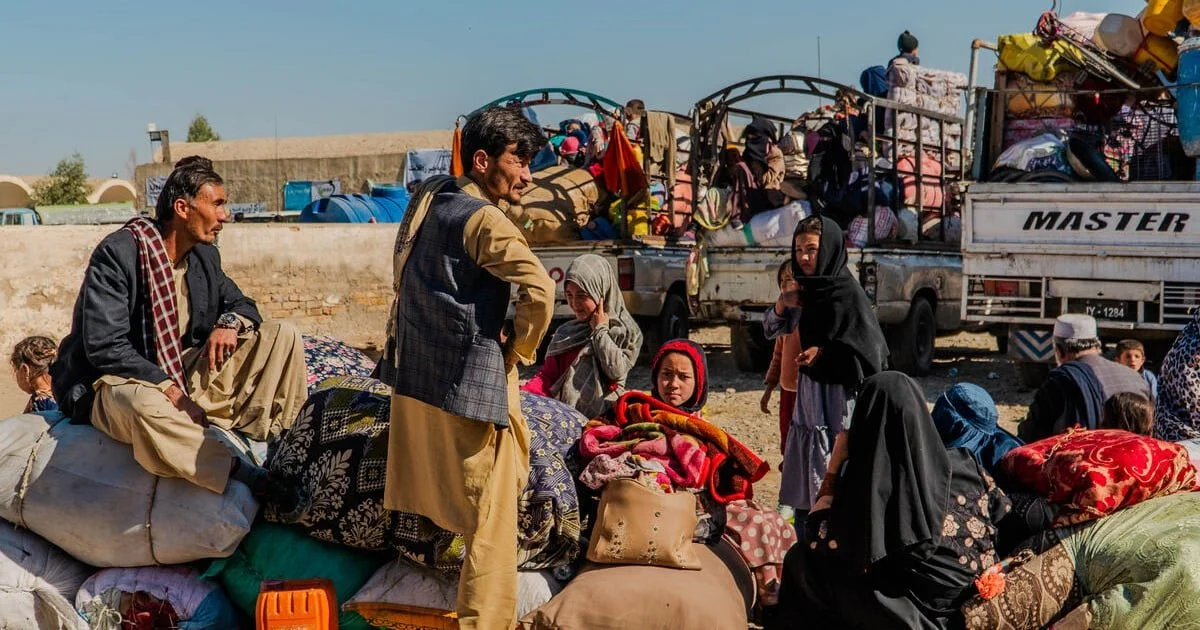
left=0, top=0, right=1133, bottom=178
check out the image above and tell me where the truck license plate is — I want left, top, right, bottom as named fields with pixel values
left=1069, top=299, right=1134, bottom=322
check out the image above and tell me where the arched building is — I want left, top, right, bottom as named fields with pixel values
left=0, top=175, right=136, bottom=208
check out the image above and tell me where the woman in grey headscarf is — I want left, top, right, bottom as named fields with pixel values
left=522, top=254, right=642, bottom=418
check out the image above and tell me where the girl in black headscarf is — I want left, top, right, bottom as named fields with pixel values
left=770, top=372, right=1012, bottom=630
left=763, top=215, right=888, bottom=517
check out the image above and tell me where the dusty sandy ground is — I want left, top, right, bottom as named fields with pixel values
left=0, top=327, right=1032, bottom=510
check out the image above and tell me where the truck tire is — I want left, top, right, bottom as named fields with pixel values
left=1015, top=360, right=1050, bottom=391
left=731, top=321, right=772, bottom=373
left=994, top=333, right=1009, bottom=356
left=888, top=298, right=936, bottom=377
left=643, top=294, right=690, bottom=359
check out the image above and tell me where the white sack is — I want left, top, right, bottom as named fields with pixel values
left=0, top=523, right=90, bottom=630
left=0, top=413, right=257, bottom=567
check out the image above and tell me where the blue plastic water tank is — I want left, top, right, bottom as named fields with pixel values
left=371, top=184, right=410, bottom=204
left=1178, top=38, right=1200, bottom=159
left=299, top=194, right=406, bottom=223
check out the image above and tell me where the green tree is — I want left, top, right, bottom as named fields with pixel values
left=31, top=153, right=89, bottom=206
left=187, top=114, right=221, bottom=142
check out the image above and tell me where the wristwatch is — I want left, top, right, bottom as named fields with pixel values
left=215, top=312, right=243, bottom=332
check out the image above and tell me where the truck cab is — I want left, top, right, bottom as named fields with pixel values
left=0, top=208, right=39, bottom=226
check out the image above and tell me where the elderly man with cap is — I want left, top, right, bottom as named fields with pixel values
left=1017, top=314, right=1152, bottom=442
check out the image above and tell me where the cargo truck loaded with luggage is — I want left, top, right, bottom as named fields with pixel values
left=476, top=88, right=697, bottom=356
left=684, top=73, right=968, bottom=375
left=961, top=2, right=1200, bottom=387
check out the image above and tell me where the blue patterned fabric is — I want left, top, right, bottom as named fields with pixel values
left=302, top=335, right=376, bottom=395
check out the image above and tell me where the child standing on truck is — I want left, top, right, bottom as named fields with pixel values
left=1116, top=339, right=1159, bottom=400
left=763, top=216, right=888, bottom=521
left=762, top=261, right=801, bottom=459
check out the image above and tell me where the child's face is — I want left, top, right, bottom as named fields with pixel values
left=1117, top=349, right=1145, bottom=372
left=655, top=352, right=696, bottom=408
left=794, top=233, right=821, bottom=276
left=778, top=268, right=798, bottom=293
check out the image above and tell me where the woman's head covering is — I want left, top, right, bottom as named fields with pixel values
left=743, top=116, right=778, bottom=168
left=898, top=30, right=919, bottom=54
left=790, top=216, right=888, bottom=387
left=560, top=136, right=582, bottom=156
left=651, top=339, right=708, bottom=413
left=545, top=254, right=642, bottom=417
left=833, top=371, right=954, bottom=570
left=932, top=383, right=1022, bottom=473
left=1156, top=309, right=1200, bottom=441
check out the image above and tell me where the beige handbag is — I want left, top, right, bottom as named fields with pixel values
left=587, top=478, right=701, bottom=570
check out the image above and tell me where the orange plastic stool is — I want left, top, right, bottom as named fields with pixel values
left=256, top=578, right=338, bottom=630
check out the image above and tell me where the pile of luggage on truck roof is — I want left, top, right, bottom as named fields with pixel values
left=452, top=89, right=694, bottom=248
left=690, top=62, right=968, bottom=252
left=976, top=1, right=1200, bottom=184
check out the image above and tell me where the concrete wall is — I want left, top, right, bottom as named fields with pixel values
left=0, top=224, right=397, bottom=355
left=134, top=154, right=412, bottom=215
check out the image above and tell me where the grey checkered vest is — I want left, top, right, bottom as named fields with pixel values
left=387, top=189, right=512, bottom=426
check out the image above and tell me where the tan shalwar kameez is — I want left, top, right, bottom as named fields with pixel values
left=384, top=178, right=554, bottom=630
left=90, top=258, right=308, bottom=494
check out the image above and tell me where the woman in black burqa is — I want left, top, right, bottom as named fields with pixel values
left=769, top=371, right=1013, bottom=630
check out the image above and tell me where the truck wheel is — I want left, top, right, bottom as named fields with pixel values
left=1015, top=361, right=1050, bottom=391
left=731, top=321, right=772, bottom=373
left=994, top=333, right=1009, bottom=356
left=643, top=294, right=690, bottom=359
left=888, top=298, right=936, bottom=377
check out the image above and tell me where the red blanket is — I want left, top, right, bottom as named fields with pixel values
left=582, top=391, right=768, bottom=503
left=1000, top=428, right=1197, bottom=526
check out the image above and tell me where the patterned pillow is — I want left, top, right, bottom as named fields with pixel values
left=302, top=336, right=376, bottom=394
left=999, top=428, right=1197, bottom=526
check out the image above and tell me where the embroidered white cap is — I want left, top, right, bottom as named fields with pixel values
left=1053, top=313, right=1099, bottom=341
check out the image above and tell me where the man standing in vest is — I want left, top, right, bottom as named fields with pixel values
left=382, top=107, right=555, bottom=629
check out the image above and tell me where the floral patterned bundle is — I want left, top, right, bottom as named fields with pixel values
left=266, top=377, right=587, bottom=574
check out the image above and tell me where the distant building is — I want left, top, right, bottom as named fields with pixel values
left=0, top=176, right=136, bottom=209
left=133, top=130, right=453, bottom=217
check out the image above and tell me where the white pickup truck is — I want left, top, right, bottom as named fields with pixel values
left=962, top=182, right=1200, bottom=386
left=687, top=75, right=967, bottom=375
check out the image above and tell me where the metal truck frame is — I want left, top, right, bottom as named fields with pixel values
left=686, top=75, right=966, bottom=375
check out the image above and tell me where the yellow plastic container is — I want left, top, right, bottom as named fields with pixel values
left=998, top=34, right=1084, bottom=82
left=1185, top=0, right=1200, bottom=27
left=1143, top=0, right=1183, bottom=36
left=256, top=579, right=338, bottom=630
left=1135, top=34, right=1181, bottom=73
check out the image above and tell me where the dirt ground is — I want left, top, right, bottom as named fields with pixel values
left=0, top=327, right=1034, bottom=510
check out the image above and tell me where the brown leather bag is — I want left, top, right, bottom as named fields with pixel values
left=587, top=478, right=701, bottom=570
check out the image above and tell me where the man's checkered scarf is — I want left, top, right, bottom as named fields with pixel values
left=123, top=217, right=187, bottom=388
